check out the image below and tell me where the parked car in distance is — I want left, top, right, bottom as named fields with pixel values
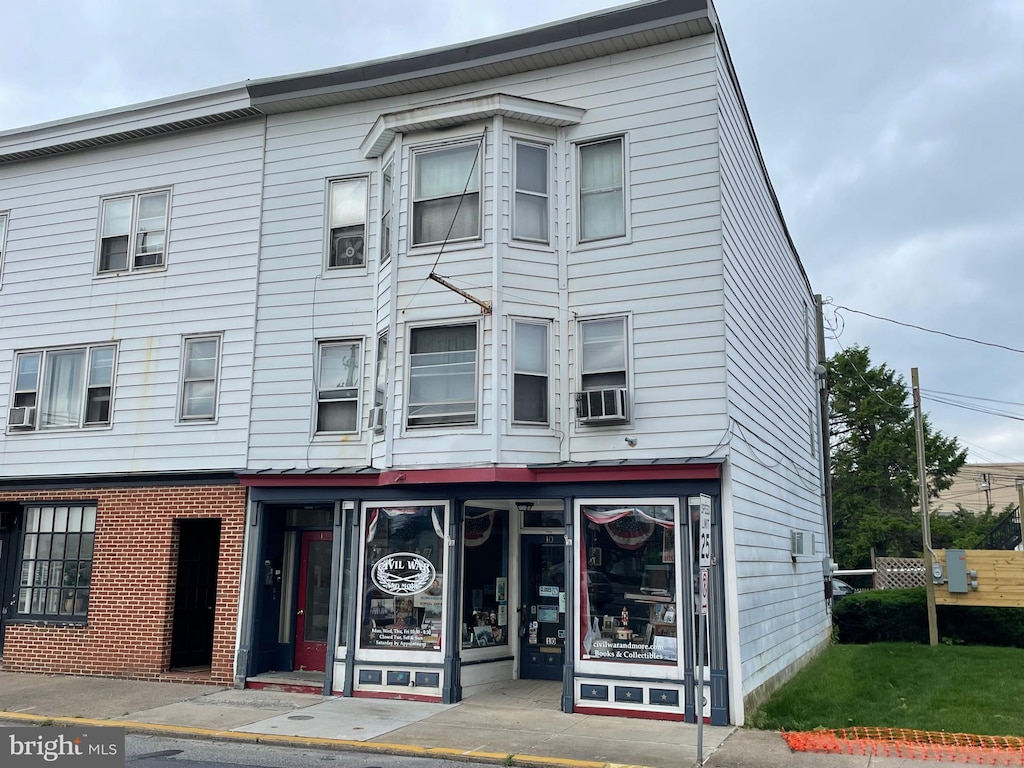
left=831, top=578, right=855, bottom=603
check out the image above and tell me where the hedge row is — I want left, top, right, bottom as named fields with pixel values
left=833, top=587, right=1024, bottom=646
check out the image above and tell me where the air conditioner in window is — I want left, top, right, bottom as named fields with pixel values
left=369, top=406, right=387, bottom=433
left=791, top=530, right=815, bottom=558
left=8, top=406, right=35, bottom=430
left=330, top=232, right=364, bottom=267
left=575, top=388, right=628, bottom=424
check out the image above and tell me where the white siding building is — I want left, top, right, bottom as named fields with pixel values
left=0, top=0, right=829, bottom=725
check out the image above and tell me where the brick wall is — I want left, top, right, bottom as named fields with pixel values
left=0, top=484, right=246, bottom=685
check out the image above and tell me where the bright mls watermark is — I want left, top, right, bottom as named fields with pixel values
left=1, top=727, right=124, bottom=767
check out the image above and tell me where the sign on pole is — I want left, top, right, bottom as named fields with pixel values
left=696, top=492, right=712, bottom=766
left=700, top=566, right=709, bottom=616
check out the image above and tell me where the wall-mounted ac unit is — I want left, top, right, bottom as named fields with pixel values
left=8, top=406, right=35, bottom=430
left=369, top=406, right=386, bottom=433
left=576, top=388, right=628, bottom=424
left=791, top=530, right=815, bottom=558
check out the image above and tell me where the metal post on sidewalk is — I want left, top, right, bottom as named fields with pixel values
left=695, top=496, right=711, bottom=766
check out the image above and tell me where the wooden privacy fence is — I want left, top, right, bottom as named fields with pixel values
left=872, top=556, right=926, bottom=590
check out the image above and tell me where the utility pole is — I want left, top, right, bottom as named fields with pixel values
left=911, top=368, right=938, bottom=646
left=814, top=296, right=833, bottom=560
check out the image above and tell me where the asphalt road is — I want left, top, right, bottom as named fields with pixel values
left=125, top=734, right=494, bottom=768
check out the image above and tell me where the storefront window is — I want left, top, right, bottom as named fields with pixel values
left=361, top=505, right=445, bottom=653
left=579, top=503, right=677, bottom=664
left=461, top=506, right=509, bottom=648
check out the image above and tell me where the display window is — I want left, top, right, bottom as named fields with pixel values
left=461, top=506, right=510, bottom=649
left=578, top=502, right=678, bottom=665
left=360, top=505, right=446, bottom=653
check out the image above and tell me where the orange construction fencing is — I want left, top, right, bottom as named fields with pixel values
left=783, top=727, right=1024, bottom=765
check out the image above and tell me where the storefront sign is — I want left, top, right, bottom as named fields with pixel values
left=371, top=552, right=436, bottom=596
left=588, top=638, right=675, bottom=662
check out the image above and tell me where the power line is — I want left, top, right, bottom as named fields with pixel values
left=830, top=303, right=1024, bottom=355
left=922, top=393, right=1024, bottom=423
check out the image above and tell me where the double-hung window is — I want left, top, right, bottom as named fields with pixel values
left=380, top=161, right=393, bottom=264
left=179, top=335, right=221, bottom=421
left=578, top=137, right=625, bottom=242
left=371, top=332, right=388, bottom=432
left=10, top=344, right=116, bottom=431
left=98, top=190, right=170, bottom=273
left=513, top=141, right=549, bottom=243
left=576, top=317, right=629, bottom=423
left=412, top=143, right=481, bottom=246
left=407, top=324, right=477, bottom=428
left=512, top=320, right=549, bottom=425
left=317, top=340, right=362, bottom=433
left=18, top=504, right=96, bottom=620
left=328, top=178, right=368, bottom=268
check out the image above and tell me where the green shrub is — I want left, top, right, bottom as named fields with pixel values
left=833, top=588, right=1024, bottom=647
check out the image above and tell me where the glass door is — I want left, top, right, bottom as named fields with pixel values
left=519, top=534, right=565, bottom=680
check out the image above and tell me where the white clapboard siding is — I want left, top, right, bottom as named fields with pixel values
left=716, top=41, right=828, bottom=701
left=0, top=119, right=265, bottom=475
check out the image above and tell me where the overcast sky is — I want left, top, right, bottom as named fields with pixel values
left=3, top=1, right=1022, bottom=474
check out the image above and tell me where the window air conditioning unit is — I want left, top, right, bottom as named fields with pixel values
left=369, top=406, right=387, bottom=433
left=8, top=406, right=35, bottom=430
left=331, top=233, right=364, bottom=266
left=575, top=388, right=628, bottom=424
left=791, top=530, right=815, bottom=558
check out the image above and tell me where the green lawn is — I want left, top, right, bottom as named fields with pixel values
left=748, top=643, right=1024, bottom=736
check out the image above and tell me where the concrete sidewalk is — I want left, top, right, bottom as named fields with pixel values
left=0, top=672, right=918, bottom=767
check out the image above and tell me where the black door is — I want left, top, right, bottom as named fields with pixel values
left=0, top=507, right=22, bottom=655
left=170, top=519, right=221, bottom=669
left=519, top=534, right=565, bottom=680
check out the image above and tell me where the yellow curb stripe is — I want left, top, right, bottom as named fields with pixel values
left=0, top=712, right=648, bottom=768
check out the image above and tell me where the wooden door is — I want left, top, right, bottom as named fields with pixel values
left=293, top=531, right=333, bottom=672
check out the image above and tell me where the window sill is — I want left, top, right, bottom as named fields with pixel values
left=572, top=234, right=632, bottom=253
left=7, top=618, right=88, bottom=628
left=7, top=424, right=113, bottom=435
left=94, top=265, right=168, bottom=279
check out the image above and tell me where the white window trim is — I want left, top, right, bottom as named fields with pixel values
left=511, top=318, right=551, bottom=428
left=8, top=343, right=118, bottom=433
left=95, top=188, right=171, bottom=276
left=409, top=139, right=484, bottom=249
left=315, top=339, right=364, bottom=435
left=574, top=135, right=631, bottom=248
left=325, top=176, right=369, bottom=272
left=511, top=139, right=553, bottom=246
left=576, top=314, right=632, bottom=427
left=380, top=158, right=394, bottom=265
left=0, top=210, right=9, bottom=289
left=404, top=320, right=481, bottom=432
left=176, top=333, right=223, bottom=424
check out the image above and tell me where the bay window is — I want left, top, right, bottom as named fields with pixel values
left=512, top=319, right=549, bottom=425
left=412, top=143, right=481, bottom=246
left=407, top=324, right=477, bottom=428
left=513, top=141, right=549, bottom=243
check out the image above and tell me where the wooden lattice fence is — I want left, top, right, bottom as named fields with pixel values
left=873, top=556, right=926, bottom=590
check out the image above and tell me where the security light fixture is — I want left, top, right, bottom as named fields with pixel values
left=515, top=501, right=534, bottom=513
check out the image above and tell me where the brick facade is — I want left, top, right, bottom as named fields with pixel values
left=0, top=484, right=245, bottom=685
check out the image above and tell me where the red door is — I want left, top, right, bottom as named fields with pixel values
left=294, top=531, right=333, bottom=672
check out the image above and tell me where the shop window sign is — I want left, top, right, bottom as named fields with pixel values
left=579, top=503, right=678, bottom=665
left=362, top=506, right=445, bottom=652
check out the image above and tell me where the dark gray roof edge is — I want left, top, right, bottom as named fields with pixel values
left=248, top=0, right=709, bottom=102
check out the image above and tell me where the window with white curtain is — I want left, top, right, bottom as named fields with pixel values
left=98, top=190, right=170, bottom=273
left=10, top=345, right=116, bottom=432
left=578, top=137, right=625, bottom=242
left=328, top=178, right=368, bottom=268
left=512, top=320, right=549, bottom=425
left=317, top=340, right=362, bottom=433
left=412, top=143, right=481, bottom=246
left=407, top=324, right=477, bottom=428
left=179, top=335, right=221, bottom=421
left=513, top=141, right=549, bottom=243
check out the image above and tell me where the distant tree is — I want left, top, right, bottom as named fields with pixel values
left=828, top=346, right=967, bottom=569
left=930, top=504, right=1010, bottom=550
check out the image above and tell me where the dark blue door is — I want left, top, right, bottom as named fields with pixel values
left=519, top=535, right=565, bottom=680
